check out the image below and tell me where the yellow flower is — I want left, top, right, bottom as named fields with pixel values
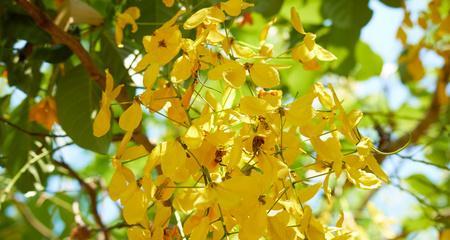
left=108, top=162, right=151, bottom=225
left=159, top=141, right=192, bottom=182
left=290, top=7, right=305, bottom=34
left=310, top=135, right=343, bottom=177
left=115, top=7, right=140, bottom=47
left=167, top=100, right=190, bottom=125
left=290, top=7, right=337, bottom=69
left=127, top=227, right=150, bottom=240
left=139, top=84, right=177, bottom=112
left=134, top=11, right=184, bottom=88
left=356, top=137, right=389, bottom=182
left=134, top=25, right=182, bottom=70
left=239, top=96, right=276, bottom=116
left=285, top=91, right=316, bottom=127
left=329, top=85, right=362, bottom=144
left=170, top=54, right=195, bottom=83
left=220, top=0, right=254, bottom=17
left=183, top=6, right=225, bottom=30
left=291, top=33, right=337, bottom=68
left=208, top=59, right=246, bottom=88
left=119, top=100, right=142, bottom=133
left=93, top=70, right=123, bottom=137
left=249, top=61, right=280, bottom=88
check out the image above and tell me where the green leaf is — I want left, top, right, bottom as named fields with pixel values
left=4, top=52, right=42, bottom=98
left=125, top=0, right=178, bottom=44
left=405, top=174, right=438, bottom=197
left=55, top=65, right=111, bottom=154
left=352, top=41, right=383, bottom=80
left=278, top=59, right=322, bottom=96
left=319, top=28, right=360, bottom=76
left=379, top=0, right=404, bottom=8
left=98, top=32, right=132, bottom=87
left=0, top=99, right=32, bottom=173
left=279, top=0, right=323, bottom=25
left=426, top=134, right=450, bottom=167
left=4, top=14, right=51, bottom=44
left=252, top=0, right=284, bottom=18
left=230, top=13, right=266, bottom=46
left=321, top=0, right=373, bottom=29
left=0, top=99, right=41, bottom=192
left=403, top=216, right=434, bottom=232
left=33, top=45, right=73, bottom=64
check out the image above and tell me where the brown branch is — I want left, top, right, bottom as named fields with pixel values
left=53, top=160, right=109, bottom=240
left=378, top=58, right=449, bottom=159
left=15, top=0, right=103, bottom=87
left=354, top=58, right=449, bottom=218
left=14, top=0, right=155, bottom=152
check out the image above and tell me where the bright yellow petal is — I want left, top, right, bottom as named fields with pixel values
left=285, top=92, right=316, bottom=127
left=314, top=44, right=337, bottom=61
left=121, top=145, right=149, bottom=161
left=292, top=43, right=315, bottom=63
left=93, top=105, right=110, bottom=137
left=160, top=141, right=190, bottom=182
left=108, top=168, right=128, bottom=201
left=290, top=7, right=305, bottom=34
left=183, top=7, right=209, bottom=30
left=190, top=217, right=210, bottom=240
left=127, top=226, right=151, bottom=240
left=304, top=33, right=316, bottom=50
left=123, top=190, right=148, bottom=224
left=170, top=55, right=192, bottom=83
left=168, top=100, right=189, bottom=125
left=119, top=101, right=142, bottom=132
left=223, top=64, right=246, bottom=88
left=260, top=17, right=277, bottom=43
left=250, top=62, right=280, bottom=88
left=365, top=154, right=389, bottom=182
left=209, top=60, right=246, bottom=88
left=221, top=0, right=243, bottom=17
left=124, top=7, right=140, bottom=20
left=143, top=63, right=160, bottom=89
left=232, top=42, right=256, bottom=58
left=297, top=182, right=321, bottom=203
left=239, top=96, right=274, bottom=116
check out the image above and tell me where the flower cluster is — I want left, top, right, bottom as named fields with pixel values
left=94, top=1, right=389, bottom=239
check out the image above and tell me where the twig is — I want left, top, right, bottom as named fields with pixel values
left=396, top=154, right=449, bottom=171
left=391, top=182, right=442, bottom=218
left=13, top=198, right=57, bottom=239
left=292, top=171, right=333, bottom=185
left=0, top=116, right=67, bottom=138
left=14, top=0, right=155, bottom=152
left=53, top=160, right=109, bottom=240
left=378, top=59, right=449, bottom=158
left=0, top=149, right=50, bottom=209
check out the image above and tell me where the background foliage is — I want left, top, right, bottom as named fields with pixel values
left=0, top=0, right=448, bottom=239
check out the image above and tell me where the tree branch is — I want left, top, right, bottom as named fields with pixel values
left=0, top=116, right=67, bottom=138
left=53, top=160, right=109, bottom=240
left=15, top=0, right=103, bottom=87
left=354, top=58, right=449, bottom=217
left=378, top=59, right=449, bottom=156
left=14, top=0, right=155, bottom=152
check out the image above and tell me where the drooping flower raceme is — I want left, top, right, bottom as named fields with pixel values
left=97, top=3, right=394, bottom=239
